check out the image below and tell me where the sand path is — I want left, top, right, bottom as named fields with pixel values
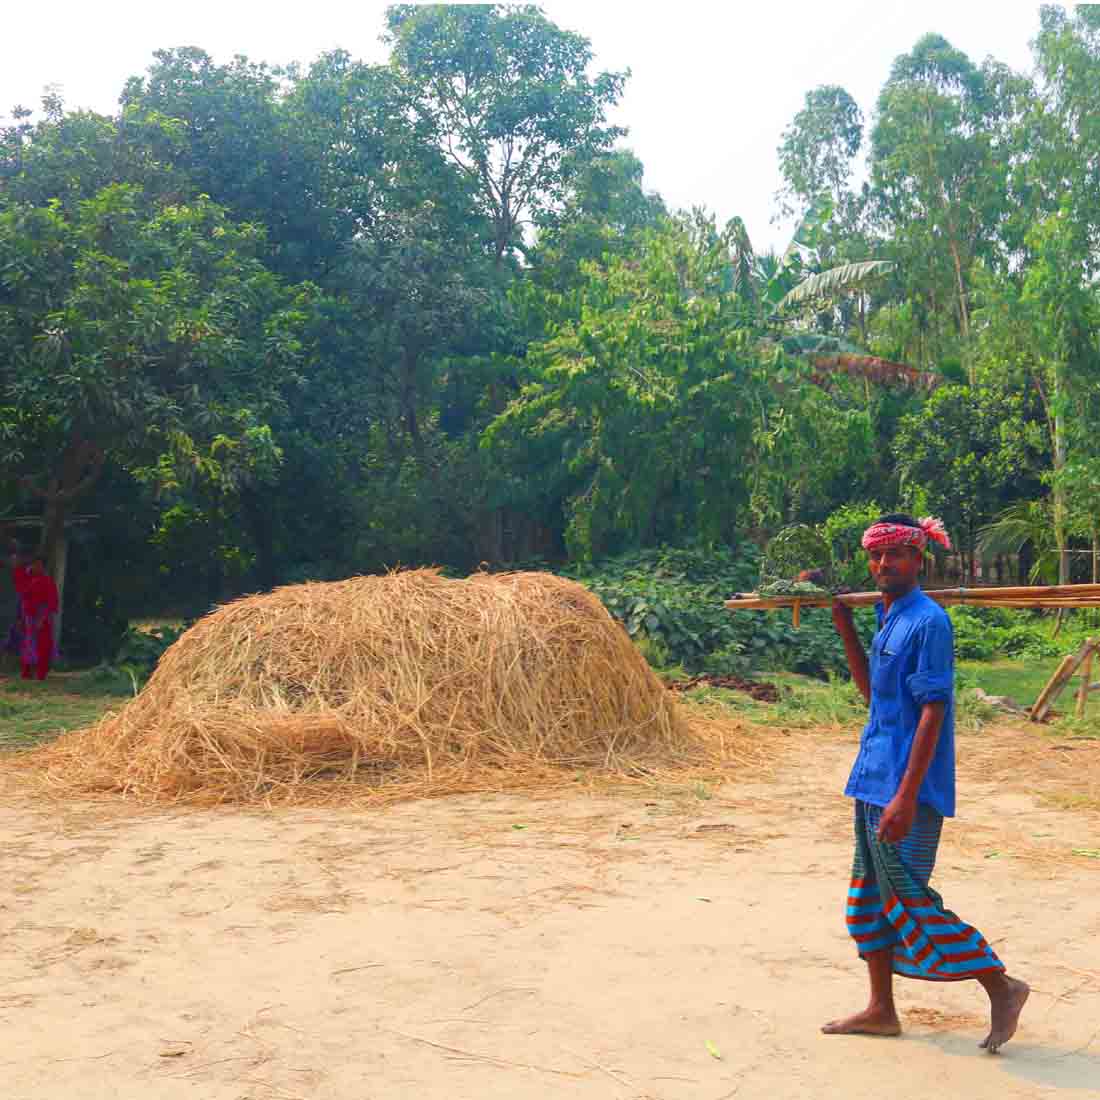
left=1, top=727, right=1098, bottom=1099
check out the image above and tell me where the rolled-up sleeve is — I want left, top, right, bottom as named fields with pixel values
left=906, top=614, right=954, bottom=704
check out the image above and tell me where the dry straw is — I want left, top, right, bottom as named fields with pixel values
left=22, top=570, right=752, bottom=805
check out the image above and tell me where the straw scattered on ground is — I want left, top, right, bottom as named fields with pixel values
left=11, top=570, right=765, bottom=806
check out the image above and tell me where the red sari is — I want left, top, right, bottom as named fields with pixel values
left=13, top=566, right=59, bottom=680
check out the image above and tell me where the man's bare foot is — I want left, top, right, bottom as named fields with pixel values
left=821, top=1006, right=902, bottom=1037
left=980, top=976, right=1029, bottom=1054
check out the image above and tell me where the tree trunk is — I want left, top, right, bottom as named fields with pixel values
left=947, top=236, right=970, bottom=347
left=1053, top=405, right=1070, bottom=585
left=39, top=497, right=69, bottom=650
left=23, top=437, right=106, bottom=651
left=40, top=496, right=67, bottom=579
left=1019, top=542, right=1034, bottom=585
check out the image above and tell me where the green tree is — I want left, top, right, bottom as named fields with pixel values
left=1, top=94, right=187, bottom=213
left=386, top=3, right=628, bottom=266
left=119, top=48, right=345, bottom=278
left=868, top=35, right=1028, bottom=367
left=777, top=85, right=863, bottom=219
left=483, top=217, right=765, bottom=556
left=0, top=184, right=306, bottom=605
left=894, top=382, right=1041, bottom=575
left=528, top=149, right=666, bottom=295
left=970, top=209, right=1100, bottom=583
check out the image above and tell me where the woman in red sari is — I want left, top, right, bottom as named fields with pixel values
left=12, top=553, right=59, bottom=680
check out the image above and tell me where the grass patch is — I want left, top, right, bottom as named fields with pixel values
left=958, top=657, right=1064, bottom=707
left=686, top=667, right=1003, bottom=735
left=0, top=673, right=118, bottom=748
left=1050, top=716, right=1100, bottom=740
left=962, top=656, right=1100, bottom=732
left=681, top=672, right=865, bottom=729
left=955, top=688, right=1000, bottom=734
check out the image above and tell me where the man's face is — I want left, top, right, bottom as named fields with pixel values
left=868, top=544, right=922, bottom=595
left=29, top=560, right=44, bottom=576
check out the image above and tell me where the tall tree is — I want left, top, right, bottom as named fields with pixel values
left=119, top=48, right=341, bottom=277
left=970, top=210, right=1100, bottom=583
left=386, top=3, right=628, bottom=266
left=777, top=85, right=863, bottom=218
left=0, top=183, right=305, bottom=607
left=484, top=217, right=765, bottom=556
left=528, top=148, right=666, bottom=294
left=894, top=382, right=1041, bottom=575
left=868, top=35, right=1027, bottom=370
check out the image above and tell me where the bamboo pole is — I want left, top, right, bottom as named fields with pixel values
left=1031, top=637, right=1096, bottom=722
left=1077, top=640, right=1095, bottom=719
left=724, top=583, right=1100, bottom=614
left=1030, top=654, right=1078, bottom=722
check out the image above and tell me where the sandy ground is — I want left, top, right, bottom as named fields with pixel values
left=1, top=727, right=1098, bottom=1100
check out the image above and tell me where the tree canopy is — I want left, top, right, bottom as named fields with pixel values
left=3, top=3, right=1100, bottom=651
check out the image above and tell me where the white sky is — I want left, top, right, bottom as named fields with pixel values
left=2, top=1, right=1045, bottom=249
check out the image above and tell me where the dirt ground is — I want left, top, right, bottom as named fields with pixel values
left=1, top=725, right=1098, bottom=1100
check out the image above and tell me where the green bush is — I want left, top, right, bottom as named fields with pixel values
left=114, top=623, right=186, bottom=678
left=69, top=662, right=142, bottom=697
left=949, top=606, right=1064, bottom=661
left=61, top=585, right=129, bottom=662
left=71, top=622, right=188, bottom=697
left=702, top=643, right=751, bottom=678
left=560, top=543, right=873, bottom=678
left=949, top=610, right=998, bottom=660
left=822, top=501, right=881, bottom=591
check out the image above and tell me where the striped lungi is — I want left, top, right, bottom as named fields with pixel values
left=846, top=800, right=1005, bottom=981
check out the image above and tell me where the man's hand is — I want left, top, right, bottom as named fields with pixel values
left=877, top=792, right=918, bottom=845
left=831, top=599, right=856, bottom=633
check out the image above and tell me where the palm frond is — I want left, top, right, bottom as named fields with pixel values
left=977, top=501, right=1052, bottom=557
left=780, top=260, right=895, bottom=309
left=780, top=194, right=833, bottom=267
left=978, top=501, right=1060, bottom=584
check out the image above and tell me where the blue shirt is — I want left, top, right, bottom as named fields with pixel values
left=844, top=586, right=956, bottom=818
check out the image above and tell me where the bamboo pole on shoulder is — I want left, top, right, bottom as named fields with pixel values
left=724, top=583, right=1100, bottom=614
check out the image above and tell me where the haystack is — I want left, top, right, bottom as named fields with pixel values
left=35, top=570, right=698, bottom=804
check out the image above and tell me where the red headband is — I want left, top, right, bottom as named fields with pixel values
left=861, top=517, right=951, bottom=552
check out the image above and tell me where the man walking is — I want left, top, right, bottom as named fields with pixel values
left=823, top=514, right=1029, bottom=1053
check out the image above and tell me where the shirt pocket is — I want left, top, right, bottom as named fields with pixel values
left=871, top=646, right=901, bottom=697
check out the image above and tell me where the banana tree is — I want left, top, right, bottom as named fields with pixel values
left=726, top=198, right=909, bottom=386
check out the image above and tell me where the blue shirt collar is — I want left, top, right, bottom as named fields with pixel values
left=875, top=584, right=923, bottom=624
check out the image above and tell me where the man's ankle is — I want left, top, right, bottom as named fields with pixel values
left=978, top=971, right=1011, bottom=995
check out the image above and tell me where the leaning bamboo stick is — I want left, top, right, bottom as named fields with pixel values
left=1076, top=642, right=1094, bottom=719
left=1029, top=653, right=1078, bottom=722
left=1031, top=638, right=1097, bottom=722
